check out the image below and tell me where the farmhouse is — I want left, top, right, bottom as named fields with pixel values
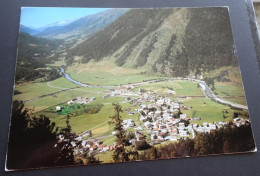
left=122, top=119, right=135, bottom=128
left=56, top=106, right=62, bottom=112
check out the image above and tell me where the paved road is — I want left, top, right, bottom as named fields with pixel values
left=183, top=78, right=248, bottom=111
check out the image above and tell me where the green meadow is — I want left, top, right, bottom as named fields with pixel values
left=222, top=97, right=247, bottom=106
left=181, top=98, right=248, bottom=125
left=139, top=80, right=204, bottom=96
left=68, top=70, right=160, bottom=86
left=214, top=83, right=245, bottom=97
left=24, top=86, right=108, bottom=112
left=42, top=96, right=140, bottom=135
left=13, top=77, right=77, bottom=101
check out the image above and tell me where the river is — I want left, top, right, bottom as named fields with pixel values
left=60, top=68, right=248, bottom=111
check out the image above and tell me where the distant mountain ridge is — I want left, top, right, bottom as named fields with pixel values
left=36, top=9, right=129, bottom=39
left=20, top=25, right=40, bottom=35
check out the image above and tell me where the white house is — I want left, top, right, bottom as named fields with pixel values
left=56, top=106, right=62, bottom=111
left=180, top=114, right=187, bottom=119
left=122, top=119, right=135, bottom=128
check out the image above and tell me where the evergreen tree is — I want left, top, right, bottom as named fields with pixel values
left=7, top=101, right=57, bottom=169
left=108, top=103, right=138, bottom=162
left=55, top=115, right=76, bottom=166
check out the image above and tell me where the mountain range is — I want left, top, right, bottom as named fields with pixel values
left=20, top=25, right=40, bottom=35
left=21, top=9, right=128, bottom=40
left=65, top=8, right=237, bottom=77
left=18, top=7, right=238, bottom=78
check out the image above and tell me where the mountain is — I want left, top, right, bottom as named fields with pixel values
left=35, top=19, right=77, bottom=32
left=65, top=7, right=237, bottom=77
left=15, top=32, right=63, bottom=82
left=36, top=9, right=129, bottom=40
left=20, top=25, right=40, bottom=35
left=17, top=32, right=63, bottom=62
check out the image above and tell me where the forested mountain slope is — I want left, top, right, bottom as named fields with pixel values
left=15, top=33, right=63, bottom=82
left=65, top=7, right=237, bottom=77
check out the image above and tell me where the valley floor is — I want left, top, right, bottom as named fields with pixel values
left=12, top=66, right=249, bottom=163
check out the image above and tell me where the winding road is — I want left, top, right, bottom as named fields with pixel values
left=184, top=78, right=248, bottom=111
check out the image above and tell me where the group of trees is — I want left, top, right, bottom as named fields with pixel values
left=6, top=101, right=80, bottom=169
left=7, top=101, right=57, bottom=169
left=138, top=123, right=255, bottom=161
left=15, top=66, right=61, bottom=82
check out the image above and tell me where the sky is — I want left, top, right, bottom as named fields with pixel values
left=20, top=7, right=108, bottom=29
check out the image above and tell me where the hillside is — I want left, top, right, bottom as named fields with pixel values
left=15, top=33, right=63, bottom=82
left=17, top=32, right=63, bottom=62
left=65, top=7, right=237, bottom=77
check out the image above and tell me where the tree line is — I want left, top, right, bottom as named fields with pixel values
left=138, top=123, right=255, bottom=161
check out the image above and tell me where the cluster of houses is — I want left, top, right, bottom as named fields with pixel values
left=131, top=96, right=249, bottom=144
left=55, top=96, right=96, bottom=112
left=133, top=97, right=193, bottom=142
left=64, top=136, right=114, bottom=156
left=67, top=96, right=96, bottom=105
left=102, top=85, right=137, bottom=99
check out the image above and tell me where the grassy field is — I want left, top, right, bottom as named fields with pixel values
left=66, top=60, right=161, bottom=86
left=139, top=80, right=204, bottom=96
left=222, top=97, right=247, bottom=106
left=48, top=77, right=78, bottom=88
left=14, top=82, right=59, bottom=101
left=205, top=66, right=246, bottom=99
left=13, top=77, right=78, bottom=101
left=24, top=89, right=90, bottom=112
left=181, top=98, right=249, bottom=125
left=24, top=86, right=109, bottom=112
left=34, top=95, right=140, bottom=151
left=95, top=151, right=114, bottom=164
left=214, top=82, right=245, bottom=97
left=41, top=96, right=140, bottom=135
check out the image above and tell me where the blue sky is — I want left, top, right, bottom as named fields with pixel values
left=20, top=7, right=108, bottom=29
